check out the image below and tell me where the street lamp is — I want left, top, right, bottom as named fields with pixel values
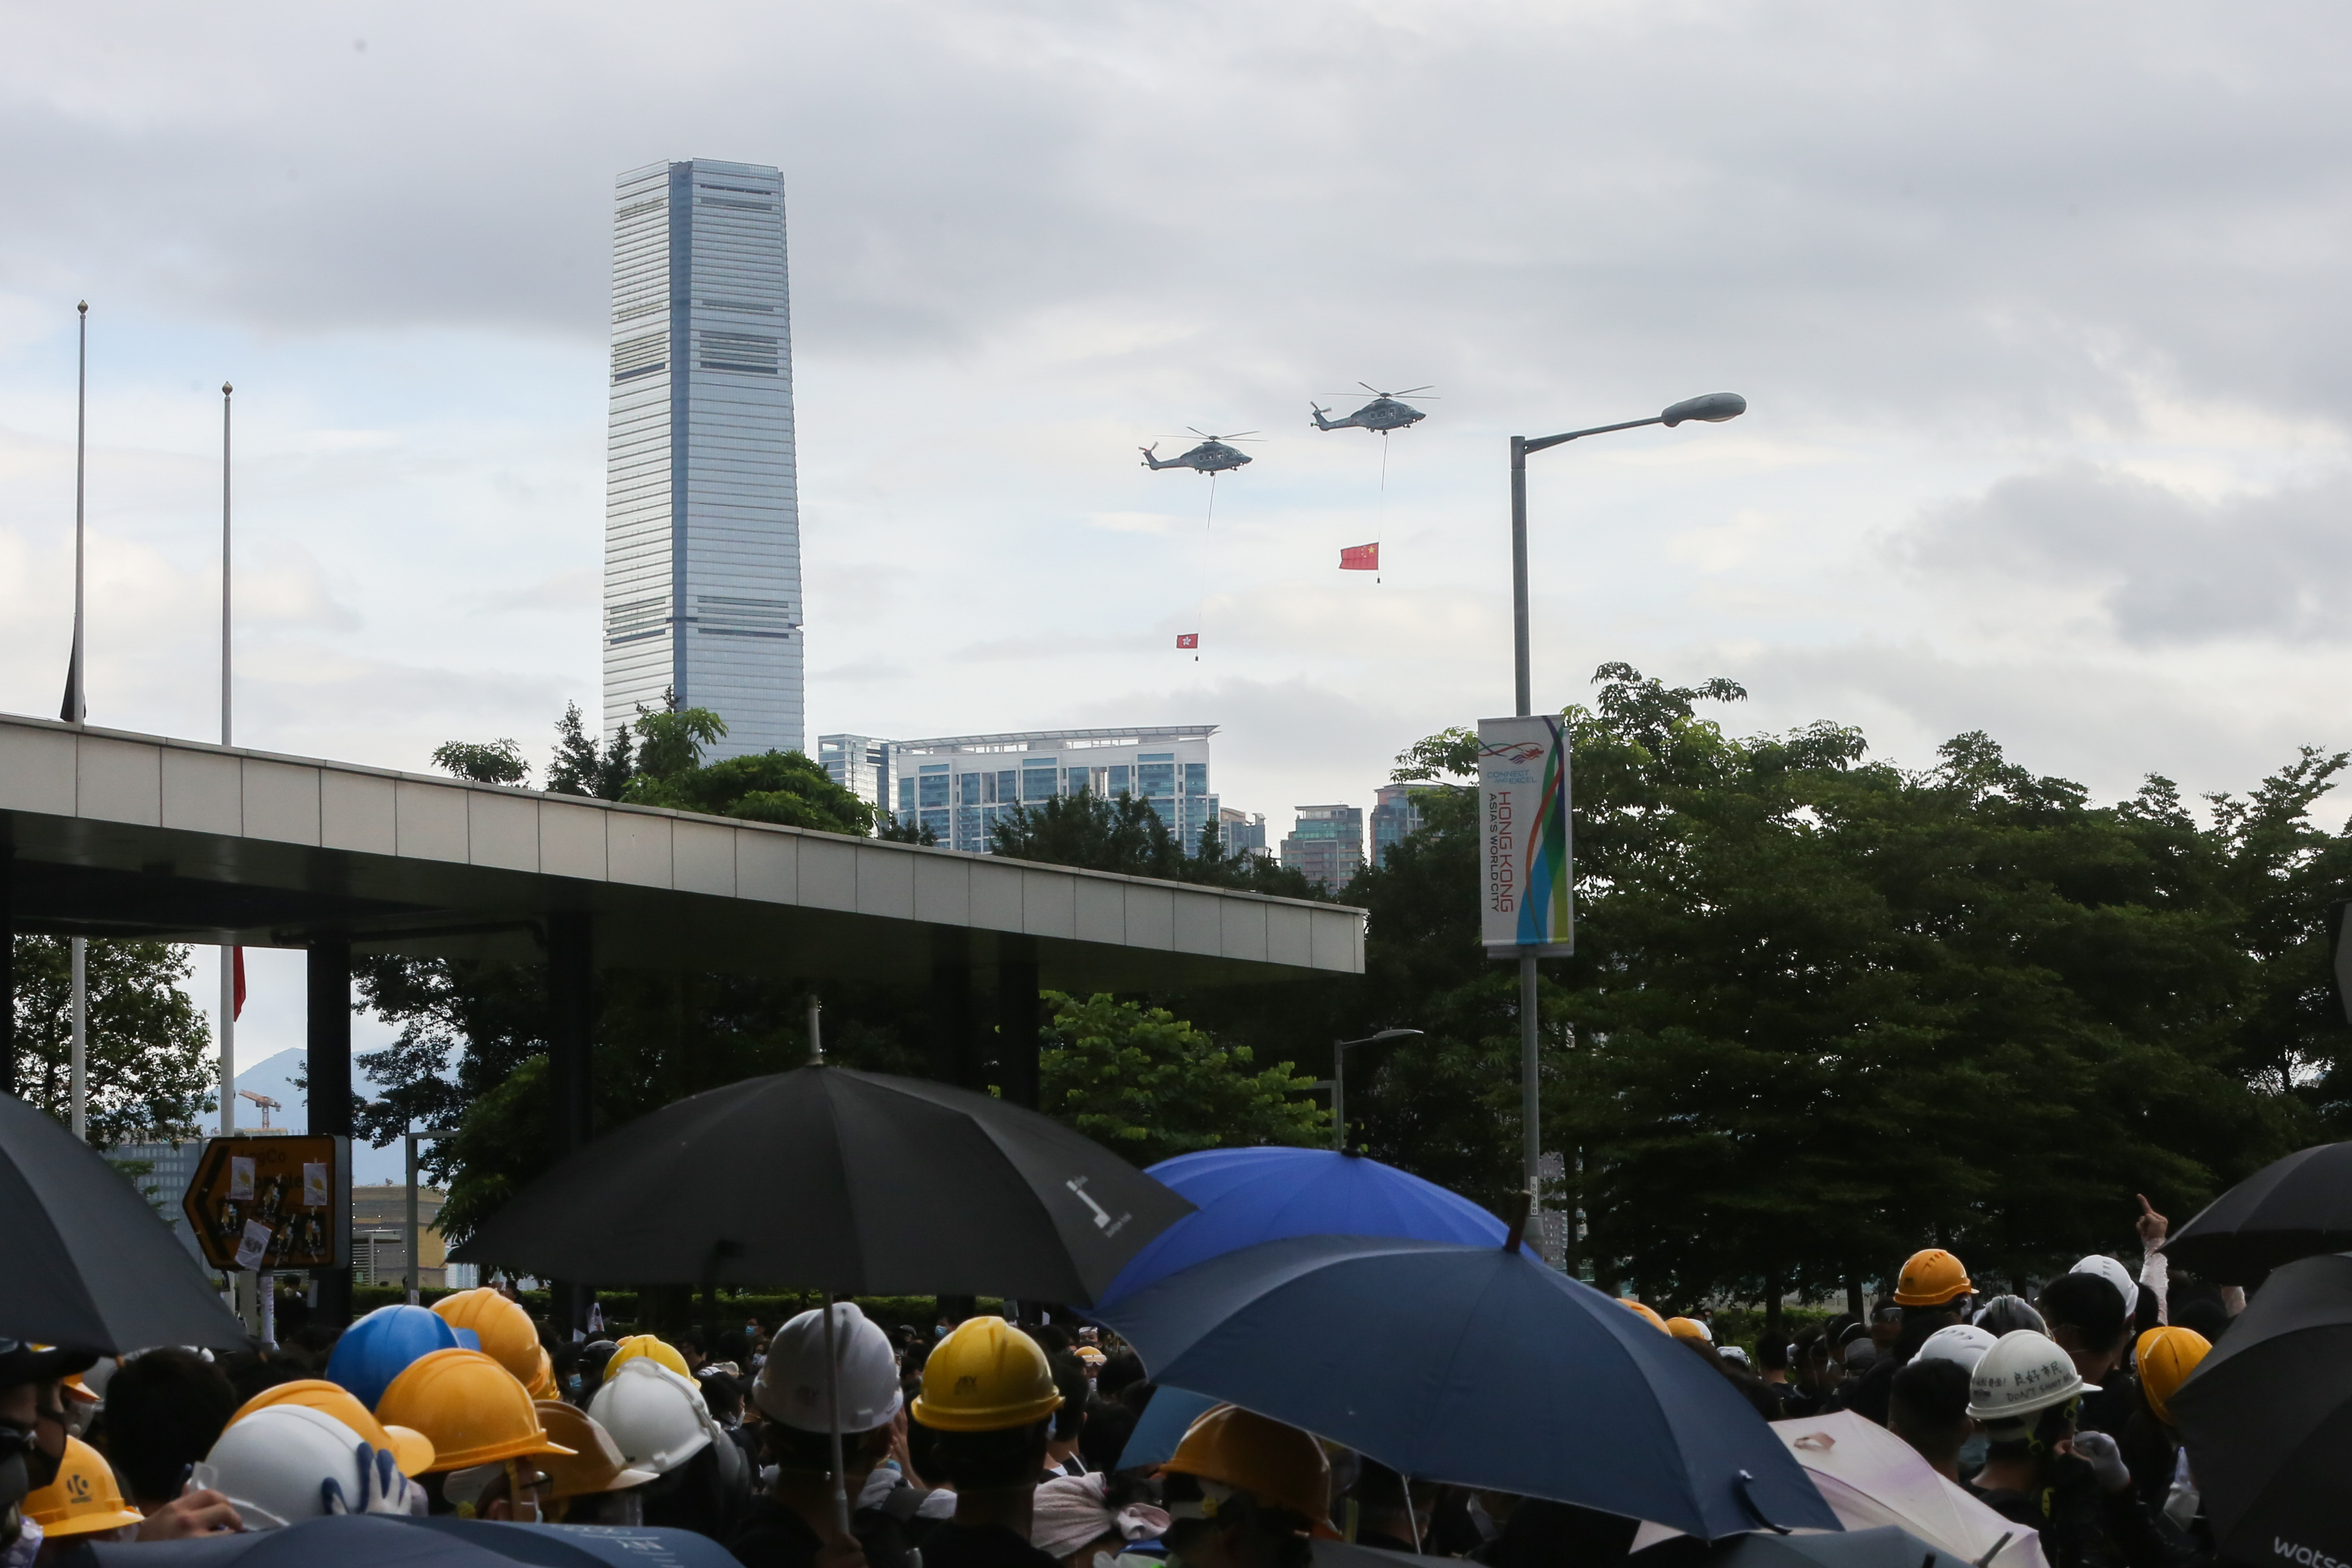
left=1504, top=392, right=1745, bottom=1204
left=1330, top=1029, right=1424, bottom=1151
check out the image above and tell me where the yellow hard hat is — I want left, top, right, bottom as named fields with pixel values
left=1160, top=1404, right=1332, bottom=1532
left=24, top=1436, right=144, bottom=1538
left=1618, top=1299, right=1670, bottom=1333
left=605, top=1334, right=694, bottom=1382
left=1665, top=1317, right=1712, bottom=1344
left=527, top=1346, right=558, bottom=1401
left=1893, top=1248, right=1973, bottom=1307
left=534, top=1401, right=658, bottom=1500
left=2136, top=1326, right=2211, bottom=1426
left=376, top=1349, right=575, bottom=1473
left=433, top=1289, right=547, bottom=1390
left=910, top=1317, right=1062, bottom=1433
left=231, top=1378, right=437, bottom=1477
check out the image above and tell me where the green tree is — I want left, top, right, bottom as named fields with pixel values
left=9, top=938, right=217, bottom=1145
left=628, top=750, right=873, bottom=835
left=546, top=703, right=636, bottom=800
left=431, top=739, right=530, bottom=785
left=993, top=792, right=1320, bottom=899
left=1039, top=991, right=1327, bottom=1165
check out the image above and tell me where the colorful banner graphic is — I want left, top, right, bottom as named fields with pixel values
left=1478, top=715, right=1573, bottom=957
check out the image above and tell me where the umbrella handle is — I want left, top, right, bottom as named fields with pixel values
left=1973, top=1533, right=2013, bottom=1568
left=825, top=1291, right=851, bottom=1539
left=1733, top=1471, right=1791, bottom=1536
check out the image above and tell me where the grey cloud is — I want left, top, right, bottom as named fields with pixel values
left=1904, top=461, right=2352, bottom=645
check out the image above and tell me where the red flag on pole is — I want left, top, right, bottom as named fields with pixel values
left=1175, top=633, right=1200, bottom=649
left=232, top=946, right=247, bottom=1020
left=1340, top=542, right=1380, bottom=571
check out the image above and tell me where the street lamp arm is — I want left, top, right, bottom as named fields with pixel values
left=1521, top=416, right=1665, bottom=456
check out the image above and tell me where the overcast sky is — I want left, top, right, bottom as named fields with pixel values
left=5, top=3, right=2350, bottom=1068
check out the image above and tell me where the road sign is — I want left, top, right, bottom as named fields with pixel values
left=181, top=1135, right=346, bottom=1271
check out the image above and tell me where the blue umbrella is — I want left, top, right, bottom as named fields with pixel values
left=1091, top=1233, right=1838, bottom=1541
left=1098, top=1146, right=1524, bottom=1307
left=1114, top=1386, right=1223, bottom=1471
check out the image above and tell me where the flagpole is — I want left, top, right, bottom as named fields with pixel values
left=219, top=381, right=236, bottom=1135
left=69, top=301, right=87, bottom=1142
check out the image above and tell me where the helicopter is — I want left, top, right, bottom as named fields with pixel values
left=1141, top=429, right=1258, bottom=474
left=1311, top=384, right=1434, bottom=433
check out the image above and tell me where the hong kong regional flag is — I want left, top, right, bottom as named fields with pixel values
left=1340, top=542, right=1379, bottom=571
left=1175, top=633, right=1200, bottom=649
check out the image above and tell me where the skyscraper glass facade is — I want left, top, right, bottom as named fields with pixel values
left=604, top=159, right=804, bottom=760
left=817, top=727, right=1225, bottom=855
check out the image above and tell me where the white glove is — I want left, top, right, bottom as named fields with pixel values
left=322, top=1444, right=424, bottom=1517
left=2070, top=1430, right=2130, bottom=1493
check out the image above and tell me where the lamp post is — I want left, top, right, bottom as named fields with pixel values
left=1505, top=392, right=1745, bottom=1206
left=1330, top=1028, right=1424, bottom=1151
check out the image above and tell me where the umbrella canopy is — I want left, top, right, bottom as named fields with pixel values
left=1772, top=1411, right=2046, bottom=1568
left=0, top=1092, right=246, bottom=1353
left=2163, top=1141, right=2352, bottom=1283
left=1113, top=1385, right=1222, bottom=1470
left=1090, top=1233, right=1837, bottom=1541
left=455, top=1065, right=1192, bottom=1303
left=1098, top=1146, right=1527, bottom=1306
left=73, top=1514, right=739, bottom=1567
left=1655, top=1525, right=1978, bottom=1568
left=2171, top=1251, right=2352, bottom=1562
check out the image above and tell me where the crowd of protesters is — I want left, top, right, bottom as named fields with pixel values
left=0, top=1194, right=2239, bottom=1568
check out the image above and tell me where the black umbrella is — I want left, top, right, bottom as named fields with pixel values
left=2170, top=1251, right=2352, bottom=1563
left=2164, top=1140, right=2352, bottom=1283
left=454, top=1065, right=1191, bottom=1302
left=0, top=1092, right=246, bottom=1353
left=70, top=1513, right=738, bottom=1567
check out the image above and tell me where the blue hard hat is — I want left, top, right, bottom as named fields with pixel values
left=326, top=1305, right=461, bottom=1410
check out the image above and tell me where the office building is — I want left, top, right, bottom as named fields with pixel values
left=107, top=1139, right=208, bottom=1267
left=1281, top=804, right=1365, bottom=893
left=819, top=734, right=891, bottom=810
left=604, top=159, right=805, bottom=759
left=1217, top=807, right=1269, bottom=859
left=1370, top=782, right=1444, bottom=866
left=351, top=1184, right=452, bottom=1290
left=820, top=726, right=1225, bottom=855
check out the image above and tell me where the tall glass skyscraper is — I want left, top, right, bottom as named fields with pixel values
left=604, top=159, right=804, bottom=759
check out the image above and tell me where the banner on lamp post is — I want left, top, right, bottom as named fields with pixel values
left=1479, top=715, right=1572, bottom=958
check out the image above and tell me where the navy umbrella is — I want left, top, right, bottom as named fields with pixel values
left=1098, top=1146, right=1530, bottom=1307
left=69, top=1514, right=738, bottom=1567
left=1090, top=1233, right=1837, bottom=1541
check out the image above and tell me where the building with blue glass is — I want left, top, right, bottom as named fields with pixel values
left=819, top=726, right=1223, bottom=855
left=604, top=158, right=804, bottom=759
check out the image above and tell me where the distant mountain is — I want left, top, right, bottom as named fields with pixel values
left=232, top=1048, right=406, bottom=1186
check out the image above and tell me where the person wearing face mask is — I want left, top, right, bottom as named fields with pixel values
left=0, top=1342, right=81, bottom=1568
left=731, top=1302, right=913, bottom=1568
left=1156, top=1405, right=1333, bottom=1568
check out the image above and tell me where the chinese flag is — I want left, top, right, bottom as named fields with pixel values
left=1175, top=633, right=1200, bottom=649
left=232, top=946, right=247, bottom=1020
left=1340, top=542, right=1380, bottom=571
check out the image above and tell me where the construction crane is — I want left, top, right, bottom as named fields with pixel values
left=236, top=1088, right=281, bottom=1129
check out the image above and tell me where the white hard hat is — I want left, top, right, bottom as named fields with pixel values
left=201, top=1404, right=370, bottom=1529
left=756, top=1301, right=905, bottom=1434
left=587, top=1356, right=714, bottom=1475
left=1966, top=1329, right=2098, bottom=1424
left=2070, top=1255, right=2139, bottom=1319
left=1913, top=1323, right=1998, bottom=1373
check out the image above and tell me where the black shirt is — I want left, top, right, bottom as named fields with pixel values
left=920, top=1521, right=1063, bottom=1568
left=729, top=1497, right=914, bottom=1568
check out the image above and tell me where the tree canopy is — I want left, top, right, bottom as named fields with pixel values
left=1278, top=662, right=2343, bottom=1308
left=992, top=791, right=1320, bottom=898
left=9, top=938, right=217, bottom=1145
left=1039, top=991, right=1326, bottom=1165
